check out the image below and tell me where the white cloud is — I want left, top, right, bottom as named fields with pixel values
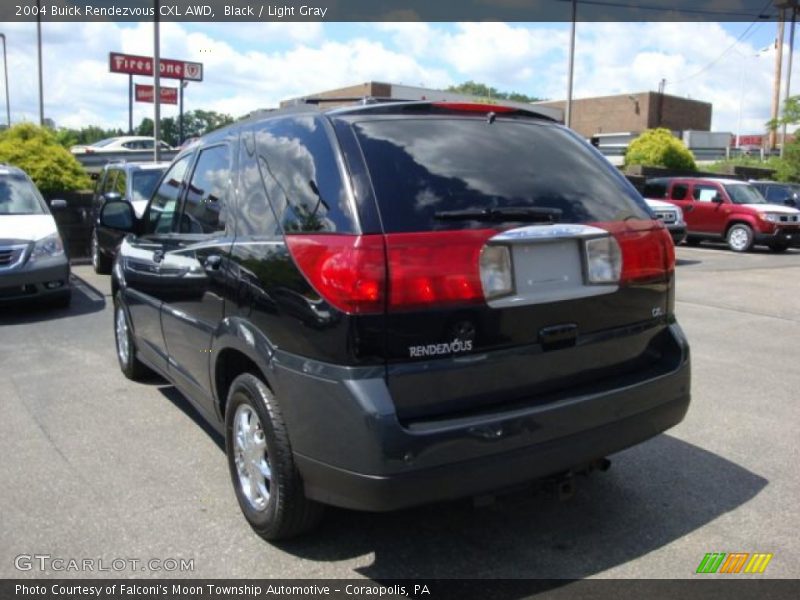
left=0, top=20, right=792, bottom=139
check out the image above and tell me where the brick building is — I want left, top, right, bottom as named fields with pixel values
left=535, top=92, right=712, bottom=138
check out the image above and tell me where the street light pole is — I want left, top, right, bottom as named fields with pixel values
left=565, top=0, right=576, bottom=128
left=0, top=34, right=10, bottom=127
left=36, top=0, right=44, bottom=126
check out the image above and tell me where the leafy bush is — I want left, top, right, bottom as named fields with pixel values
left=624, top=128, right=697, bottom=171
left=0, top=123, right=91, bottom=194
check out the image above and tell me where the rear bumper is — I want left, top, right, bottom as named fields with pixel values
left=297, top=390, right=689, bottom=511
left=0, top=257, right=70, bottom=302
left=272, top=323, right=691, bottom=512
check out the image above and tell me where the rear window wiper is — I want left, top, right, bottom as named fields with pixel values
left=434, top=206, right=562, bottom=223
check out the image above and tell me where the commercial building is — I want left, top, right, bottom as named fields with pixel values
left=535, top=91, right=712, bottom=138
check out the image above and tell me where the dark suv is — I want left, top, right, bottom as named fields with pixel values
left=101, top=101, right=691, bottom=540
left=91, top=161, right=168, bottom=273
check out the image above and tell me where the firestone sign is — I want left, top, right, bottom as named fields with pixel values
left=109, top=52, right=203, bottom=81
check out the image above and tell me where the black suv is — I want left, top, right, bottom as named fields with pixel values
left=101, top=101, right=691, bottom=540
left=90, top=161, right=168, bottom=273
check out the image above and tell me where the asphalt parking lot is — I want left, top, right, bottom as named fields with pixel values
left=1, top=245, right=798, bottom=580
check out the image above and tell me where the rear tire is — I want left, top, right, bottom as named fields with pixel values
left=726, top=224, right=754, bottom=253
left=113, top=294, right=151, bottom=381
left=225, top=373, right=324, bottom=540
left=92, top=229, right=112, bottom=274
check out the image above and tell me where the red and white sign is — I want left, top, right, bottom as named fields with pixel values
left=135, top=84, right=178, bottom=105
left=109, top=52, right=203, bottom=81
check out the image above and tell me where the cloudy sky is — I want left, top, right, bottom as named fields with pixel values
left=0, top=20, right=792, bottom=136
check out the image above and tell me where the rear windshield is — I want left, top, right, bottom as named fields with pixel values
left=353, top=117, right=650, bottom=232
left=0, top=174, right=46, bottom=215
left=132, top=170, right=165, bottom=202
left=724, top=184, right=765, bottom=205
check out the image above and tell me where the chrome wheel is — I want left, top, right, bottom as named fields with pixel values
left=115, top=305, right=130, bottom=365
left=728, top=226, right=751, bottom=252
left=91, top=230, right=99, bottom=271
left=233, top=404, right=272, bottom=512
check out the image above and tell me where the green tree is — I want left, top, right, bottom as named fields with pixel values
left=135, top=110, right=234, bottom=146
left=767, top=95, right=800, bottom=131
left=447, top=81, right=541, bottom=104
left=624, top=128, right=697, bottom=171
left=0, top=123, right=91, bottom=193
left=53, top=125, right=125, bottom=149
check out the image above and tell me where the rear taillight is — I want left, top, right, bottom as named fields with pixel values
left=385, top=230, right=496, bottom=310
left=286, top=230, right=496, bottom=314
left=286, top=222, right=673, bottom=315
left=284, top=234, right=385, bottom=315
left=596, top=221, right=675, bottom=284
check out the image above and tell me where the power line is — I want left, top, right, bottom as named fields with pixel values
left=666, top=0, right=774, bottom=86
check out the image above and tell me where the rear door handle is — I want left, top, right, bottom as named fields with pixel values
left=204, top=254, right=222, bottom=270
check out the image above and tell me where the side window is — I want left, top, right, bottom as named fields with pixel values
left=253, top=115, right=356, bottom=233
left=102, top=170, right=118, bottom=195
left=146, top=155, right=193, bottom=234
left=765, top=186, right=787, bottom=203
left=179, top=144, right=231, bottom=234
left=671, top=184, right=688, bottom=200
left=140, top=140, right=154, bottom=150
left=237, top=128, right=280, bottom=237
left=693, top=185, right=720, bottom=203
left=114, top=170, right=127, bottom=197
left=643, top=181, right=667, bottom=198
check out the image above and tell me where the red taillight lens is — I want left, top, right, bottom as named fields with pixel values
left=596, top=221, right=675, bottom=284
left=285, top=230, right=497, bottom=315
left=284, top=234, right=385, bottom=314
left=385, top=230, right=496, bottom=310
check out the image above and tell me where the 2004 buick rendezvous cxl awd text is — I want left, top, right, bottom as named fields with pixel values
left=99, top=101, right=691, bottom=539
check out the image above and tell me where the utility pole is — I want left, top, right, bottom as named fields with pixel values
left=153, top=0, right=161, bottom=162
left=770, top=8, right=786, bottom=150
left=565, top=0, right=577, bottom=128
left=781, top=1, right=798, bottom=157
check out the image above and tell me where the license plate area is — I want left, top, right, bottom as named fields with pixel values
left=486, top=225, right=619, bottom=308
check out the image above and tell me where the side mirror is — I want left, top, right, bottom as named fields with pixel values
left=100, top=200, right=135, bottom=232
left=102, top=191, right=123, bottom=203
left=49, top=199, right=67, bottom=210
left=712, top=194, right=724, bottom=203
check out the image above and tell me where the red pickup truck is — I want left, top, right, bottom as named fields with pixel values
left=643, top=177, right=800, bottom=252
